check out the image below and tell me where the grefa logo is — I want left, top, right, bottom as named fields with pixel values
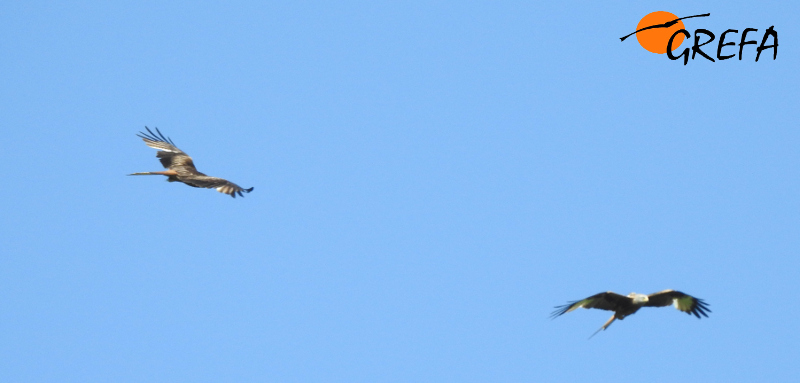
left=620, top=12, right=778, bottom=65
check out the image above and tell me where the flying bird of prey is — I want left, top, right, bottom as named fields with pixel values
left=129, top=127, right=254, bottom=198
left=551, top=290, right=710, bottom=338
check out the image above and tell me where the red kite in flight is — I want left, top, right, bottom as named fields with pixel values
left=551, top=290, right=710, bottom=338
left=129, top=127, right=254, bottom=198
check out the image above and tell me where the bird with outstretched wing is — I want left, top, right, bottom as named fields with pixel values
left=129, top=127, right=254, bottom=198
left=551, top=290, right=710, bottom=338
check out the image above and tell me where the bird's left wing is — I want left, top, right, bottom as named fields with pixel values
left=137, top=126, right=184, bottom=154
left=181, top=176, right=254, bottom=198
left=551, top=292, right=630, bottom=318
left=645, top=290, right=711, bottom=318
left=136, top=127, right=200, bottom=173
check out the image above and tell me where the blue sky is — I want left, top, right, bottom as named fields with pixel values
left=1, top=1, right=798, bottom=381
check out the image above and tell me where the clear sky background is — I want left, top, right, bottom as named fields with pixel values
left=1, top=1, right=798, bottom=382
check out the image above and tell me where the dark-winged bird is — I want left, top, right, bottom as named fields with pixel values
left=129, top=127, right=254, bottom=198
left=551, top=290, right=710, bottom=338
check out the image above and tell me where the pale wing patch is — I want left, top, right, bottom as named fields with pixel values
left=137, top=127, right=183, bottom=153
left=571, top=299, right=592, bottom=312
left=216, top=185, right=235, bottom=195
left=143, top=141, right=182, bottom=152
left=674, top=296, right=692, bottom=312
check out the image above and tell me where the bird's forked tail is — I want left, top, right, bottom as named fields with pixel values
left=589, top=314, right=617, bottom=339
left=128, top=170, right=177, bottom=176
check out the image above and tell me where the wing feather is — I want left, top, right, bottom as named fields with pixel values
left=645, top=290, right=711, bottom=318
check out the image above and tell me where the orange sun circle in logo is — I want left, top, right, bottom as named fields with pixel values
left=636, top=11, right=685, bottom=54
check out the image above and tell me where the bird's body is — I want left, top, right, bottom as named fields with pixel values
left=551, top=290, right=710, bottom=338
left=129, top=127, right=254, bottom=198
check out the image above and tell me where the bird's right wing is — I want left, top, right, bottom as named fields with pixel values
left=645, top=290, right=711, bottom=318
left=551, top=292, right=630, bottom=318
left=181, top=176, right=254, bottom=198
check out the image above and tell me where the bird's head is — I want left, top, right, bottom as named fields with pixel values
left=628, top=293, right=649, bottom=304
